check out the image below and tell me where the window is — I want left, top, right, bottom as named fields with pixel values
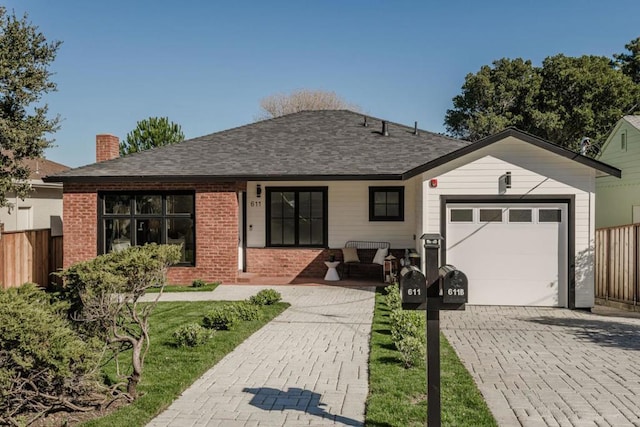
left=450, top=209, right=473, bottom=222
left=622, top=130, right=627, bottom=151
left=266, top=187, right=327, bottom=247
left=508, top=209, right=532, bottom=223
left=369, top=186, right=404, bottom=221
left=539, top=209, right=561, bottom=223
left=99, top=192, right=195, bottom=265
left=479, top=208, right=503, bottom=222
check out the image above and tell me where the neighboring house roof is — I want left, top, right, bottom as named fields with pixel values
left=22, top=158, right=70, bottom=181
left=624, top=115, right=640, bottom=131
left=44, top=110, right=620, bottom=183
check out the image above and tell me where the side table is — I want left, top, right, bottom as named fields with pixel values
left=324, top=261, right=341, bottom=281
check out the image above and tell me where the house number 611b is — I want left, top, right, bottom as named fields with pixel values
left=250, top=201, right=262, bottom=207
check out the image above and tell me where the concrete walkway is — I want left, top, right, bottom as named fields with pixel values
left=442, top=306, right=640, bottom=427
left=146, top=285, right=375, bottom=427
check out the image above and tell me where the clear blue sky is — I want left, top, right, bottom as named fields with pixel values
left=6, top=0, right=639, bottom=167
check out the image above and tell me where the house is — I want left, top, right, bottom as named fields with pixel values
left=595, top=115, right=640, bottom=228
left=45, top=110, right=620, bottom=308
left=0, top=157, right=69, bottom=234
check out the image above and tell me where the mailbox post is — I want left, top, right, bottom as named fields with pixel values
left=400, top=235, right=468, bottom=427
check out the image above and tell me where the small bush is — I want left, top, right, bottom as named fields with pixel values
left=231, top=301, right=262, bottom=321
left=203, top=306, right=240, bottom=330
left=384, top=283, right=401, bottom=311
left=389, top=309, right=425, bottom=344
left=191, top=279, right=206, bottom=288
left=248, top=289, right=282, bottom=305
left=396, top=336, right=426, bottom=368
left=173, top=323, right=212, bottom=347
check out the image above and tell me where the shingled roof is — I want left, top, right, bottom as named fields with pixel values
left=44, top=110, right=469, bottom=183
left=45, top=109, right=619, bottom=183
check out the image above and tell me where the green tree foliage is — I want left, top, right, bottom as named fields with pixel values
left=445, top=55, right=640, bottom=150
left=614, top=37, right=640, bottom=84
left=0, top=284, right=99, bottom=425
left=119, top=116, right=185, bottom=156
left=57, top=244, right=181, bottom=398
left=0, top=8, right=60, bottom=207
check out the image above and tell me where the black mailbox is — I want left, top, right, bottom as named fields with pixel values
left=439, top=265, right=468, bottom=304
left=400, top=265, right=427, bottom=310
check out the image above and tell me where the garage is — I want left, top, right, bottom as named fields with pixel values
left=445, top=202, right=568, bottom=307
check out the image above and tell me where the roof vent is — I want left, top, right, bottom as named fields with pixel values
left=382, top=121, right=389, bottom=136
left=414, top=121, right=419, bottom=136
left=363, top=116, right=368, bottom=127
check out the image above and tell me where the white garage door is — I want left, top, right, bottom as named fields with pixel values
left=446, top=203, right=568, bottom=307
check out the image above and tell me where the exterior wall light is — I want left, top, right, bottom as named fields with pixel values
left=256, top=184, right=262, bottom=198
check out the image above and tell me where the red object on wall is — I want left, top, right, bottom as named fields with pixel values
left=429, top=179, right=438, bottom=188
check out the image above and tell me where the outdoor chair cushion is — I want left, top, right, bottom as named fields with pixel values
left=342, top=247, right=360, bottom=263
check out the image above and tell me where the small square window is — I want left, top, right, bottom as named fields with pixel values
left=479, top=209, right=503, bottom=222
left=450, top=209, right=473, bottom=222
left=509, top=209, right=532, bottom=223
left=369, top=187, right=404, bottom=221
left=539, top=209, right=561, bottom=223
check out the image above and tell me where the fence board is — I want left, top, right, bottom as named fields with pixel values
left=0, top=229, right=63, bottom=289
left=595, top=224, right=639, bottom=307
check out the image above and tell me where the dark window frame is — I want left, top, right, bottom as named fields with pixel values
left=98, top=191, right=196, bottom=266
left=266, top=186, right=328, bottom=248
left=369, top=186, right=405, bottom=222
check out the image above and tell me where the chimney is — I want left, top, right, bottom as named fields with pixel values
left=96, top=134, right=119, bottom=162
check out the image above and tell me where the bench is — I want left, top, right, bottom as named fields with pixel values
left=341, top=241, right=390, bottom=281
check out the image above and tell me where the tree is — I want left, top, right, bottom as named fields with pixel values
left=119, top=117, right=184, bottom=156
left=58, top=244, right=181, bottom=398
left=445, top=54, right=640, bottom=150
left=257, top=89, right=360, bottom=120
left=614, top=37, right=640, bottom=84
left=0, top=8, right=60, bottom=208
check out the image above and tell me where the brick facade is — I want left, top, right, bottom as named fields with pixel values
left=63, top=181, right=244, bottom=284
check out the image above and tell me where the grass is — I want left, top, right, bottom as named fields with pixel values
left=145, top=282, right=219, bottom=293
left=82, top=300, right=289, bottom=426
left=365, top=288, right=496, bottom=427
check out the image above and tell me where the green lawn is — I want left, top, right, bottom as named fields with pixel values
left=365, top=289, right=496, bottom=427
left=82, top=300, right=288, bottom=426
left=145, top=282, right=219, bottom=293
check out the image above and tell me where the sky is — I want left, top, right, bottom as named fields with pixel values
left=5, top=0, right=640, bottom=168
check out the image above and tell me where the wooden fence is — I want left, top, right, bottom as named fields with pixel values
left=0, top=228, right=63, bottom=289
left=595, top=224, right=639, bottom=309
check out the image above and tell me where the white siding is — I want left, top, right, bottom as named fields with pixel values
left=596, top=120, right=640, bottom=228
left=419, top=137, right=596, bottom=308
left=245, top=179, right=420, bottom=249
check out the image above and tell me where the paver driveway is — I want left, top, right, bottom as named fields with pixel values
left=442, top=306, right=640, bottom=427
left=147, top=285, right=375, bottom=427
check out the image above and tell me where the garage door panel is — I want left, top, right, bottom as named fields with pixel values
left=446, top=203, right=567, bottom=307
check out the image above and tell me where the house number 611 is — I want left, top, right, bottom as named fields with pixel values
left=250, top=201, right=262, bottom=207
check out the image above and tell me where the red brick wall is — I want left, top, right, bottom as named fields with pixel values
left=63, top=181, right=244, bottom=284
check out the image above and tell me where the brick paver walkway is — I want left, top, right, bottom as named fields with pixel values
left=146, top=285, right=375, bottom=427
left=442, top=306, right=640, bottom=427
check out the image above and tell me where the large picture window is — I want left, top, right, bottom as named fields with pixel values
left=99, top=192, right=195, bottom=265
left=266, top=187, right=328, bottom=247
left=369, top=186, right=404, bottom=221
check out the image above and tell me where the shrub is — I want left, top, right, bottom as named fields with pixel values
left=0, top=284, right=100, bottom=423
left=384, top=283, right=401, bottom=311
left=203, top=305, right=240, bottom=330
left=388, top=308, right=426, bottom=368
left=248, top=289, right=282, bottom=305
left=191, top=279, right=206, bottom=288
left=173, top=323, right=212, bottom=347
left=231, top=301, right=262, bottom=321
left=396, top=336, right=426, bottom=368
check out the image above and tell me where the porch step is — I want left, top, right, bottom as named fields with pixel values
left=237, top=272, right=258, bottom=283
left=237, top=272, right=296, bottom=285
